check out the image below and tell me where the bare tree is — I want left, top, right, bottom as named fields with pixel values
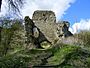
left=0, top=0, right=2, bottom=10
left=0, top=0, right=24, bottom=15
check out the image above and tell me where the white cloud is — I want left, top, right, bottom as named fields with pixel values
left=0, top=0, right=8, bottom=17
left=69, top=19, right=90, bottom=34
left=0, top=0, right=76, bottom=20
left=20, top=0, right=75, bottom=20
left=0, top=0, right=75, bottom=20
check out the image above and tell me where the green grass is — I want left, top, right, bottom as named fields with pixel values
left=74, top=31, right=90, bottom=47
left=0, top=43, right=90, bottom=68
left=47, top=44, right=79, bottom=65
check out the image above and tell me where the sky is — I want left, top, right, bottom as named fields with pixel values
left=0, top=0, right=90, bottom=34
left=62, top=0, right=90, bottom=33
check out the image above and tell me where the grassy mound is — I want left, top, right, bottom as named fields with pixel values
left=48, top=45, right=90, bottom=68
left=0, top=44, right=90, bottom=68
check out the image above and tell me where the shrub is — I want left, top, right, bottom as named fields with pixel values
left=74, top=30, right=90, bottom=47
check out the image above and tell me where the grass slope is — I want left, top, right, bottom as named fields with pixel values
left=0, top=44, right=90, bottom=68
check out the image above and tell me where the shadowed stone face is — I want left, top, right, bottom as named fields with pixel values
left=24, top=16, right=35, bottom=48
left=24, top=10, right=73, bottom=47
left=32, top=10, right=56, bottom=44
left=56, top=21, right=72, bottom=38
left=24, top=16, right=51, bottom=48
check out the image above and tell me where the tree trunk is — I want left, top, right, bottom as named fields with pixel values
left=0, top=0, right=2, bottom=11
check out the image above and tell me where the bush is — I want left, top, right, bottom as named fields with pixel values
left=74, top=31, right=90, bottom=47
left=0, top=20, right=24, bottom=56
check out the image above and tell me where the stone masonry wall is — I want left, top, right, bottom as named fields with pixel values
left=55, top=21, right=73, bottom=38
left=21, top=10, right=73, bottom=46
left=32, top=10, right=57, bottom=44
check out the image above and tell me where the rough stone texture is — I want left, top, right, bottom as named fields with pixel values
left=55, top=21, right=73, bottom=38
left=32, top=10, right=56, bottom=44
left=24, top=16, right=51, bottom=48
left=24, top=16, right=36, bottom=48
left=32, top=10, right=73, bottom=44
left=33, top=27, right=39, bottom=38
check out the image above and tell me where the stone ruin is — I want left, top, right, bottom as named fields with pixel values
left=24, top=16, right=51, bottom=48
left=32, top=11, right=56, bottom=44
left=0, top=10, right=73, bottom=49
left=55, top=21, right=73, bottom=38
left=24, top=10, right=73, bottom=48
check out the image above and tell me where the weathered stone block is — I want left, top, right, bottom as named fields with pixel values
left=55, top=21, right=72, bottom=38
left=24, top=16, right=50, bottom=48
left=32, top=10, right=57, bottom=44
left=24, top=16, right=36, bottom=48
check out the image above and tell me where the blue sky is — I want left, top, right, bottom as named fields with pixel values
left=62, top=0, right=90, bottom=26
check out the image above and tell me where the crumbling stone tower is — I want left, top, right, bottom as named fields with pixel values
left=32, top=10, right=57, bottom=44
left=24, top=10, right=73, bottom=46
